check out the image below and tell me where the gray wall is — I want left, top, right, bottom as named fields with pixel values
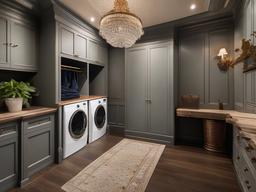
left=108, top=48, right=125, bottom=134
left=178, top=19, right=234, bottom=109
left=234, top=0, right=256, bottom=113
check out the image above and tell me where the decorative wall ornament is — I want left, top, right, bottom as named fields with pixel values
left=99, top=0, right=144, bottom=48
left=216, top=48, right=234, bottom=71
left=234, top=31, right=256, bottom=72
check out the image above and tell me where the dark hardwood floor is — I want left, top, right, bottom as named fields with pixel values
left=10, top=134, right=241, bottom=192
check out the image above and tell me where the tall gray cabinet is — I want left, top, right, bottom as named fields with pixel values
left=125, top=40, right=174, bottom=144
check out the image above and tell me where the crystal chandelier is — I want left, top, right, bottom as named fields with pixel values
left=99, top=0, right=144, bottom=48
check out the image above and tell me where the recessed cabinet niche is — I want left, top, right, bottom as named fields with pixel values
left=0, top=16, right=38, bottom=72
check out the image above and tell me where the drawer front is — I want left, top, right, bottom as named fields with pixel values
left=23, top=114, right=54, bottom=134
left=240, top=138, right=256, bottom=174
left=239, top=153, right=256, bottom=192
left=0, top=122, right=17, bottom=139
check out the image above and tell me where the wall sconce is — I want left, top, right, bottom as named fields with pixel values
left=217, top=48, right=234, bottom=71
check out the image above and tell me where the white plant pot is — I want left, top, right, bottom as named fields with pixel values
left=5, top=98, right=23, bottom=112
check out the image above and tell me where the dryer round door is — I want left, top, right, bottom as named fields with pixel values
left=69, top=110, right=87, bottom=139
left=94, top=105, right=106, bottom=129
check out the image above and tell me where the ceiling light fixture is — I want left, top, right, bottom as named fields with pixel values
left=190, top=4, right=196, bottom=10
left=90, top=17, right=95, bottom=22
left=99, top=0, right=144, bottom=48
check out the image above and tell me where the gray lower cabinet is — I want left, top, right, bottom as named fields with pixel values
left=20, top=114, right=55, bottom=185
left=125, top=41, right=174, bottom=143
left=0, top=122, right=18, bottom=192
left=233, top=127, right=256, bottom=192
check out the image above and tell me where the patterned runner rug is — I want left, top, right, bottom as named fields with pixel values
left=62, top=138, right=165, bottom=192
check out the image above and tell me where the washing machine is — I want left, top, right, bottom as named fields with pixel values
left=89, top=98, right=107, bottom=143
left=63, top=101, right=88, bottom=158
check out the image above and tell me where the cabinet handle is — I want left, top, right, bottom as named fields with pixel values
left=2, top=43, right=8, bottom=46
left=244, top=168, right=249, bottom=172
left=245, top=180, right=249, bottom=185
left=10, top=43, right=18, bottom=47
left=251, top=157, right=256, bottom=163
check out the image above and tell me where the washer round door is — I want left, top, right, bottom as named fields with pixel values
left=69, top=110, right=87, bottom=139
left=94, top=105, right=106, bottom=129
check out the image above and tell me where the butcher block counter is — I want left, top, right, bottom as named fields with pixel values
left=0, top=106, right=57, bottom=124
left=58, top=95, right=106, bottom=106
left=176, top=108, right=256, bottom=148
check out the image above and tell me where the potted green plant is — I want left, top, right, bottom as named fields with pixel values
left=0, top=79, right=36, bottom=112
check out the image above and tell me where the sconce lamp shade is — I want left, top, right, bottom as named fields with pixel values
left=218, top=48, right=228, bottom=58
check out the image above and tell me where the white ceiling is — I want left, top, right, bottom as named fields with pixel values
left=59, top=0, right=210, bottom=28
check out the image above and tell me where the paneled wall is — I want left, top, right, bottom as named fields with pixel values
left=178, top=21, right=234, bottom=109
left=234, top=0, right=256, bottom=113
left=108, top=48, right=125, bottom=134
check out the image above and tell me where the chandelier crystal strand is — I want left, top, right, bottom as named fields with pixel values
left=99, top=0, right=144, bottom=48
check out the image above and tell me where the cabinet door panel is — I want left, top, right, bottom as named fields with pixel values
left=88, top=40, right=99, bottom=63
left=0, top=122, right=18, bottom=191
left=61, top=27, right=74, bottom=56
left=149, top=45, right=170, bottom=135
left=0, top=17, right=9, bottom=67
left=75, top=34, right=87, bottom=59
left=126, top=48, right=147, bottom=132
left=10, top=22, right=37, bottom=71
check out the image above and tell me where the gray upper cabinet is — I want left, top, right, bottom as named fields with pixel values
left=75, top=34, right=87, bottom=59
left=88, top=40, right=108, bottom=66
left=0, top=13, right=38, bottom=72
left=60, top=26, right=74, bottom=56
left=10, top=21, right=37, bottom=71
left=125, top=40, right=174, bottom=144
left=0, top=17, right=9, bottom=68
left=59, top=24, right=107, bottom=64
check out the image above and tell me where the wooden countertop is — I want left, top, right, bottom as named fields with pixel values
left=0, top=106, right=57, bottom=124
left=57, top=95, right=107, bottom=106
left=176, top=108, right=256, bottom=148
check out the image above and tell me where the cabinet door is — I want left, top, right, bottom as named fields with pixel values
left=10, top=21, right=37, bottom=71
left=125, top=48, right=148, bottom=132
left=99, top=45, right=108, bottom=65
left=0, top=17, right=9, bottom=68
left=74, top=34, right=87, bottom=59
left=60, top=26, right=74, bottom=56
left=0, top=122, right=18, bottom=191
left=22, top=114, right=55, bottom=182
left=148, top=44, right=172, bottom=135
left=88, top=40, right=99, bottom=63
